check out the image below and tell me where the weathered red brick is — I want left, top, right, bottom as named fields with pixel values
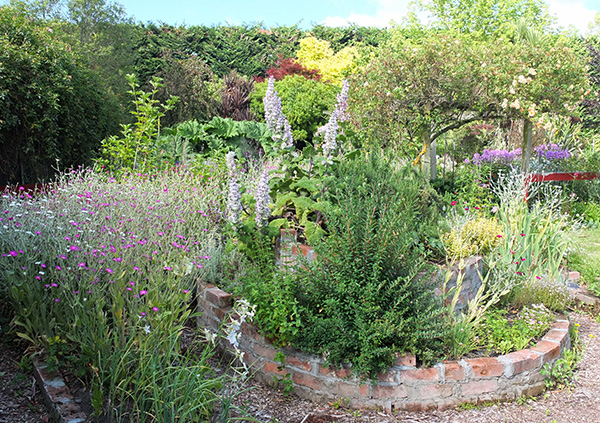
left=505, top=350, right=540, bottom=374
left=410, top=383, right=453, bottom=400
left=241, top=322, right=262, bottom=341
left=402, top=401, right=438, bottom=411
left=394, top=353, right=416, bottom=367
left=378, top=368, right=398, bottom=383
left=466, top=357, right=503, bottom=378
left=444, top=361, right=465, bottom=381
left=285, top=355, right=312, bottom=372
left=253, top=343, right=278, bottom=361
left=213, top=306, right=231, bottom=321
left=402, top=367, right=440, bottom=384
left=372, top=384, right=408, bottom=399
left=543, top=329, right=569, bottom=349
left=319, top=365, right=352, bottom=379
left=264, top=361, right=288, bottom=376
left=332, top=381, right=368, bottom=398
left=205, top=288, right=232, bottom=307
left=530, top=340, right=560, bottom=364
left=198, top=282, right=216, bottom=292
left=293, top=371, right=324, bottom=391
left=461, top=379, right=498, bottom=396
left=299, top=244, right=312, bottom=257
left=552, top=320, right=570, bottom=331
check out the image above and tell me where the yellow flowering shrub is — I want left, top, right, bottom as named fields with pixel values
left=296, top=36, right=358, bottom=85
left=441, top=216, right=503, bottom=259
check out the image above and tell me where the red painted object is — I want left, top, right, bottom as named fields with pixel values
left=526, top=172, right=600, bottom=183
left=524, top=172, right=600, bottom=200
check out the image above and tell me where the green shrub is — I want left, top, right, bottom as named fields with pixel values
left=294, top=154, right=449, bottom=378
left=441, top=215, right=503, bottom=259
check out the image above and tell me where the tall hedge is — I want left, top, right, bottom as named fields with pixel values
left=0, top=6, right=119, bottom=184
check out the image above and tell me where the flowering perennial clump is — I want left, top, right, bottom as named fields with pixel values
left=226, top=151, right=242, bottom=226
left=534, top=143, right=570, bottom=161
left=471, top=148, right=521, bottom=166
left=254, top=169, right=271, bottom=228
left=318, top=79, right=350, bottom=157
left=263, top=76, right=294, bottom=149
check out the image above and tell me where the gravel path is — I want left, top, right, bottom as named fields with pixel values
left=231, top=312, right=600, bottom=423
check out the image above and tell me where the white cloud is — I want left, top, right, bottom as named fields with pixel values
left=320, top=0, right=411, bottom=28
left=322, top=0, right=598, bottom=33
left=547, top=0, right=597, bottom=34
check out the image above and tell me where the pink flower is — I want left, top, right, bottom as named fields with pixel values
left=106, top=268, right=114, bottom=274
left=451, top=201, right=457, bottom=206
left=56, top=265, right=62, bottom=270
left=496, top=235, right=502, bottom=238
left=152, top=307, right=159, bottom=312
left=140, top=290, right=148, bottom=296
left=9, top=251, right=18, bottom=257
left=520, top=233, right=525, bottom=237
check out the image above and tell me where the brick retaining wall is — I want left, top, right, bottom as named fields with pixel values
left=198, top=282, right=571, bottom=412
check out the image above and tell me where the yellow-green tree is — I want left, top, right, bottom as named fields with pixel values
left=296, top=36, right=358, bottom=85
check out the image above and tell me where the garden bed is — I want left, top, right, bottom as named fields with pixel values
left=198, top=282, right=572, bottom=413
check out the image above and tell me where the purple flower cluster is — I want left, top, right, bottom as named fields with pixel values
left=263, top=76, right=294, bottom=149
left=254, top=169, right=271, bottom=228
left=318, top=80, right=350, bottom=158
left=534, top=143, right=570, bottom=161
left=471, top=148, right=522, bottom=166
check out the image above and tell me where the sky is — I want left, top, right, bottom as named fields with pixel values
left=113, top=0, right=600, bottom=35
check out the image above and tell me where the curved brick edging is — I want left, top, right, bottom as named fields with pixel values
left=32, top=360, right=86, bottom=423
left=199, top=282, right=572, bottom=412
